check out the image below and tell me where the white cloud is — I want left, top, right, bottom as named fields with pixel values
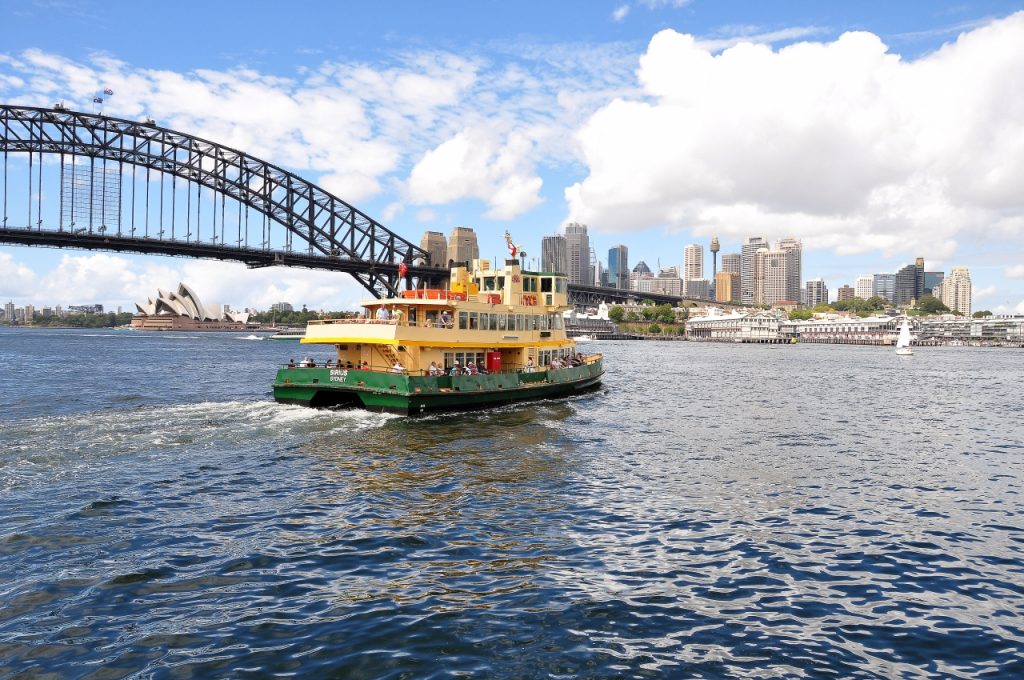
left=612, top=5, right=630, bottom=22
left=1006, top=264, right=1024, bottom=278
left=0, top=251, right=368, bottom=311
left=566, top=12, right=1024, bottom=263
left=974, top=285, right=996, bottom=299
left=406, top=128, right=544, bottom=219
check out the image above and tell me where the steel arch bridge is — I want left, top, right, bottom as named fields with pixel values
left=0, top=104, right=449, bottom=298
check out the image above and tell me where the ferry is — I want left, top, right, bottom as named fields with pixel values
left=272, top=257, right=604, bottom=414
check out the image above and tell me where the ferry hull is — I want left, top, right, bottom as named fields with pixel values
left=273, top=361, right=603, bottom=415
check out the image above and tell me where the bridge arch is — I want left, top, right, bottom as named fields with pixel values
left=0, top=104, right=443, bottom=297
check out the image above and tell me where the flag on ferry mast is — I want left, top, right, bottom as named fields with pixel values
left=398, top=262, right=408, bottom=280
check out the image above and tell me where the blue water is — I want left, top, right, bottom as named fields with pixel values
left=1, top=327, right=1023, bottom=678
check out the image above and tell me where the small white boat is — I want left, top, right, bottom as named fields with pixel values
left=895, top=319, right=913, bottom=356
left=574, top=334, right=594, bottom=342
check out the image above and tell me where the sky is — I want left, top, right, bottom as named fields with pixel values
left=2, top=0, right=1024, bottom=313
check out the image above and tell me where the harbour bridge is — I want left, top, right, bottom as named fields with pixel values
left=0, top=104, right=719, bottom=307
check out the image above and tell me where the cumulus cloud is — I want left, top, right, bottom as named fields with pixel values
left=566, top=12, right=1024, bottom=262
left=0, top=251, right=368, bottom=311
left=612, top=5, right=630, bottom=22
left=407, top=128, right=544, bottom=219
left=1006, top=264, right=1024, bottom=278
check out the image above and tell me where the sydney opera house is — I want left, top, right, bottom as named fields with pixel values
left=132, top=283, right=252, bottom=331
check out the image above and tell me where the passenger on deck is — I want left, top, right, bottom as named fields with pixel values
left=525, top=358, right=534, bottom=373
left=449, top=361, right=460, bottom=376
left=392, top=307, right=403, bottom=325
left=439, top=310, right=452, bottom=328
left=376, top=306, right=391, bottom=321
left=346, top=361, right=354, bottom=369
left=391, top=361, right=405, bottom=374
left=468, top=362, right=478, bottom=375
left=428, top=361, right=440, bottom=376
left=476, top=361, right=488, bottom=375
left=288, top=359, right=296, bottom=368
left=359, top=361, right=369, bottom=370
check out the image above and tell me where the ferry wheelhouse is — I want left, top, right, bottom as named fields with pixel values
left=272, top=258, right=603, bottom=414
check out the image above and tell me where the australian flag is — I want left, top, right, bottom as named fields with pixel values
left=103, top=88, right=114, bottom=96
left=92, top=96, right=103, bottom=104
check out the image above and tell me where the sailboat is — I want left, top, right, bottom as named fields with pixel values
left=895, top=318, right=914, bottom=356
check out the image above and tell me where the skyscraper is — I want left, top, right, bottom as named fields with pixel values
left=855, top=275, right=874, bottom=300
left=683, top=244, right=704, bottom=281
left=893, top=258, right=925, bottom=306
left=805, top=278, right=828, bottom=307
left=941, top=266, right=972, bottom=316
left=721, top=252, right=741, bottom=274
left=419, top=231, right=447, bottom=267
left=924, top=271, right=944, bottom=297
left=776, top=237, right=802, bottom=303
left=741, top=237, right=768, bottom=304
left=564, top=223, right=592, bottom=286
left=754, top=248, right=788, bottom=305
left=608, top=245, right=628, bottom=289
left=541, top=235, right=568, bottom=274
left=630, top=261, right=653, bottom=291
left=872, top=273, right=895, bottom=302
left=446, top=227, right=479, bottom=266
left=837, top=285, right=855, bottom=301
left=715, top=272, right=741, bottom=304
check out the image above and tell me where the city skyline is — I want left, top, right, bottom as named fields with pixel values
left=1, top=2, right=1023, bottom=312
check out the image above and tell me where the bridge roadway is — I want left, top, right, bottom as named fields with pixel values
left=0, top=103, right=736, bottom=308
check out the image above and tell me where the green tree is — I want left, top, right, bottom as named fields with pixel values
left=655, top=304, right=675, bottom=323
left=915, top=295, right=949, bottom=314
left=972, top=310, right=992, bottom=318
left=647, top=323, right=661, bottom=334
left=641, top=307, right=657, bottom=321
left=788, top=309, right=813, bottom=320
left=608, top=305, right=625, bottom=323
left=626, top=311, right=639, bottom=322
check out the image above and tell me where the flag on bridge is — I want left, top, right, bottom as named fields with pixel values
left=103, top=88, right=114, bottom=96
left=92, top=96, right=103, bottom=104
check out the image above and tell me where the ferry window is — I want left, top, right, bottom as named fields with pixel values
left=531, top=315, right=539, bottom=331
left=523, top=277, right=534, bottom=292
left=541, top=278, right=552, bottom=292
left=554, top=315, right=562, bottom=329
left=498, top=314, right=507, bottom=331
left=497, top=276, right=506, bottom=290
left=469, top=312, right=479, bottom=330
left=556, top=278, right=566, bottom=293
left=516, top=314, right=524, bottom=331
left=483, top=276, right=496, bottom=291
left=459, top=312, right=468, bottom=330
left=489, top=314, right=498, bottom=330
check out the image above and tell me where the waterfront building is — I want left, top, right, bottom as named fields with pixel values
left=837, top=285, right=855, bottom=301
left=271, top=302, right=294, bottom=313
left=941, top=266, right=972, bottom=316
left=918, top=314, right=1023, bottom=345
left=776, top=237, right=802, bottom=303
left=872, top=273, right=896, bottom=302
left=686, top=310, right=784, bottom=343
left=419, top=231, right=448, bottom=268
left=683, top=244, right=704, bottom=282
left=608, top=245, right=628, bottom=289
left=721, top=252, right=741, bottom=274
left=741, top=237, right=768, bottom=305
left=3, top=301, right=13, bottom=321
left=854, top=275, right=874, bottom=300
left=541, top=234, right=568, bottom=275
left=893, top=258, right=925, bottom=306
left=805, top=278, right=828, bottom=308
left=564, top=223, right=592, bottom=286
left=788, top=315, right=900, bottom=345
left=133, top=283, right=250, bottom=330
left=447, top=227, right=479, bottom=267
left=715, top=272, right=741, bottom=304
left=924, top=271, right=944, bottom=297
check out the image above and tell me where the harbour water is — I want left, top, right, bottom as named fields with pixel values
left=1, top=327, right=1023, bottom=677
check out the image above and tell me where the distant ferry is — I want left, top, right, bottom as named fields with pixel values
left=273, top=256, right=603, bottom=414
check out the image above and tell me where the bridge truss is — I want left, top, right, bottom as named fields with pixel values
left=0, top=104, right=446, bottom=297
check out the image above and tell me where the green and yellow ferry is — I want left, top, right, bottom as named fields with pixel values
left=272, top=257, right=603, bottom=414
